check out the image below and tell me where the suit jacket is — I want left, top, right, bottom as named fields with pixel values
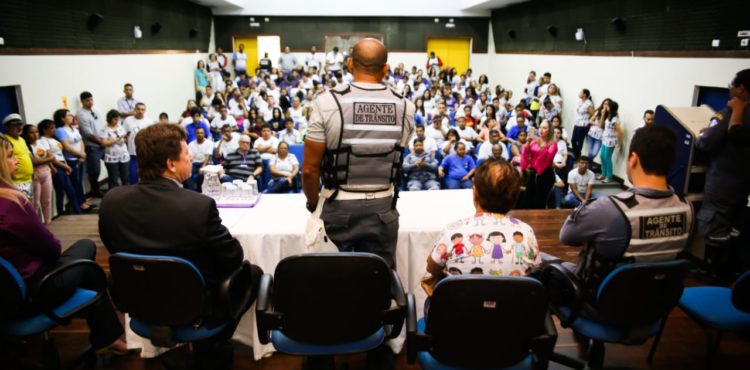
left=99, top=177, right=243, bottom=286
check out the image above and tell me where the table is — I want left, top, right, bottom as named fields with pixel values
left=130, top=189, right=491, bottom=359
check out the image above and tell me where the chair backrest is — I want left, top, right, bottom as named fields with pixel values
left=595, top=259, right=690, bottom=327
left=109, top=253, right=208, bottom=326
left=272, top=253, right=392, bottom=344
left=0, top=256, right=26, bottom=318
left=288, top=144, right=304, bottom=165
left=732, top=269, right=750, bottom=313
left=425, top=275, right=547, bottom=369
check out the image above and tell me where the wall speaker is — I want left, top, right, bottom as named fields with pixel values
left=151, top=23, right=162, bottom=34
left=611, top=17, right=626, bottom=33
left=87, top=13, right=104, bottom=29
left=507, top=29, right=516, bottom=39
left=189, top=28, right=199, bottom=38
left=546, top=25, right=557, bottom=37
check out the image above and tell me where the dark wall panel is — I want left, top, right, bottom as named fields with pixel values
left=213, top=16, right=490, bottom=53
left=0, top=0, right=212, bottom=51
left=492, top=0, right=750, bottom=52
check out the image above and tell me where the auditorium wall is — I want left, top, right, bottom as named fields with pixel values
left=488, top=53, right=748, bottom=184
left=0, top=53, right=207, bottom=125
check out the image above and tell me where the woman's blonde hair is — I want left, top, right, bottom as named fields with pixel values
left=0, top=136, right=26, bottom=208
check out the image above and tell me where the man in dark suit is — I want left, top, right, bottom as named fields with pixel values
left=99, top=123, right=261, bottom=369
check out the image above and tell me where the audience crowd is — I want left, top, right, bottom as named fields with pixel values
left=1, top=44, right=650, bottom=220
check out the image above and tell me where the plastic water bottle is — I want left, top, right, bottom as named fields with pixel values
left=246, top=177, right=258, bottom=196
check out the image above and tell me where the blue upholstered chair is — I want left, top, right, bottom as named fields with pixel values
left=108, top=253, right=255, bottom=353
left=256, top=253, right=407, bottom=363
left=406, top=275, right=558, bottom=370
left=678, top=269, right=750, bottom=368
left=541, top=259, right=691, bottom=369
left=0, top=256, right=107, bottom=369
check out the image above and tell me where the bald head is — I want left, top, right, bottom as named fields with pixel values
left=350, top=38, right=388, bottom=76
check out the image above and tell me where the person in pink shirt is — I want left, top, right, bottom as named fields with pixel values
left=520, top=120, right=557, bottom=209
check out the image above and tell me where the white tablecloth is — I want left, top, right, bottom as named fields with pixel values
left=131, top=189, right=475, bottom=360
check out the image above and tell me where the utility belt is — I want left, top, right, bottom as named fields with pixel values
left=321, top=185, right=395, bottom=201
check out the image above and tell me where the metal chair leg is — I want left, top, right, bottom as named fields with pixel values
left=587, top=340, right=605, bottom=370
left=648, top=317, right=669, bottom=364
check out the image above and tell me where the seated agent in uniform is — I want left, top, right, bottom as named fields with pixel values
left=548, top=125, right=693, bottom=311
left=98, top=124, right=262, bottom=370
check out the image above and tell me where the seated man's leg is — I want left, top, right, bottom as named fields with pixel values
left=425, top=179, right=441, bottom=190
left=266, top=178, right=288, bottom=193
left=407, top=179, right=423, bottom=192
left=460, top=179, right=473, bottom=189
left=444, top=178, right=460, bottom=190
left=562, top=193, right=581, bottom=208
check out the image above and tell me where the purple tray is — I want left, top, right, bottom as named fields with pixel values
left=216, top=194, right=261, bottom=208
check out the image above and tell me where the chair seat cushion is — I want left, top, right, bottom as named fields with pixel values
left=416, top=318, right=533, bottom=370
left=0, top=288, right=98, bottom=337
left=271, top=328, right=385, bottom=355
left=130, top=318, right=228, bottom=343
left=558, top=306, right=660, bottom=343
left=679, top=287, right=750, bottom=331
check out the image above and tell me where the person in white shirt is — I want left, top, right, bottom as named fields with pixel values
left=187, top=127, right=214, bottom=191
left=278, top=119, right=302, bottom=144
left=305, top=46, right=323, bottom=71
left=233, top=44, right=248, bottom=75
left=552, top=127, right=568, bottom=169
left=214, top=124, right=241, bottom=160
left=102, top=110, right=130, bottom=189
left=116, top=83, right=140, bottom=118
left=408, top=124, right=438, bottom=157
left=266, top=141, right=300, bottom=193
left=563, top=156, right=600, bottom=208
left=455, top=116, right=478, bottom=143
left=325, top=47, right=344, bottom=73
left=210, top=105, right=237, bottom=141
left=288, top=96, right=307, bottom=131
left=425, top=116, right=448, bottom=147
left=478, top=130, right=509, bottom=161
left=122, top=102, right=153, bottom=184
left=253, top=124, right=279, bottom=160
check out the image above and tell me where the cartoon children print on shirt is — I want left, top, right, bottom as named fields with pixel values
left=450, top=233, right=466, bottom=263
left=435, top=243, right=451, bottom=263
left=487, top=231, right=506, bottom=263
left=469, top=233, right=485, bottom=264
left=512, top=231, right=525, bottom=265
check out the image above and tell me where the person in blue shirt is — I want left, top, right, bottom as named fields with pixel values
left=184, top=107, right=211, bottom=143
left=507, top=115, right=530, bottom=142
left=439, top=141, right=476, bottom=189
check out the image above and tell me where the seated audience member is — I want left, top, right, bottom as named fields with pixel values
left=422, top=159, right=541, bottom=296
left=478, top=129, right=508, bottom=162
left=441, top=129, right=473, bottom=156
left=187, top=127, right=214, bottom=191
left=98, top=124, right=262, bottom=369
left=210, top=105, right=237, bottom=141
left=408, top=124, right=438, bottom=157
left=510, top=131, right=529, bottom=168
left=253, top=124, right=280, bottom=160
left=455, top=116, right=478, bottom=143
left=278, top=118, right=302, bottom=144
left=158, top=112, right=170, bottom=124
left=507, top=115, right=530, bottom=142
left=214, top=124, right=241, bottom=161
left=222, top=134, right=262, bottom=182
left=404, top=138, right=440, bottom=191
left=425, top=115, right=448, bottom=147
left=551, top=125, right=693, bottom=304
left=439, top=142, right=476, bottom=189
left=266, top=141, right=299, bottom=193
left=549, top=173, right=566, bottom=209
left=0, top=136, right=127, bottom=354
left=184, top=107, right=211, bottom=143
left=247, top=117, right=266, bottom=142
left=563, top=156, right=600, bottom=208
